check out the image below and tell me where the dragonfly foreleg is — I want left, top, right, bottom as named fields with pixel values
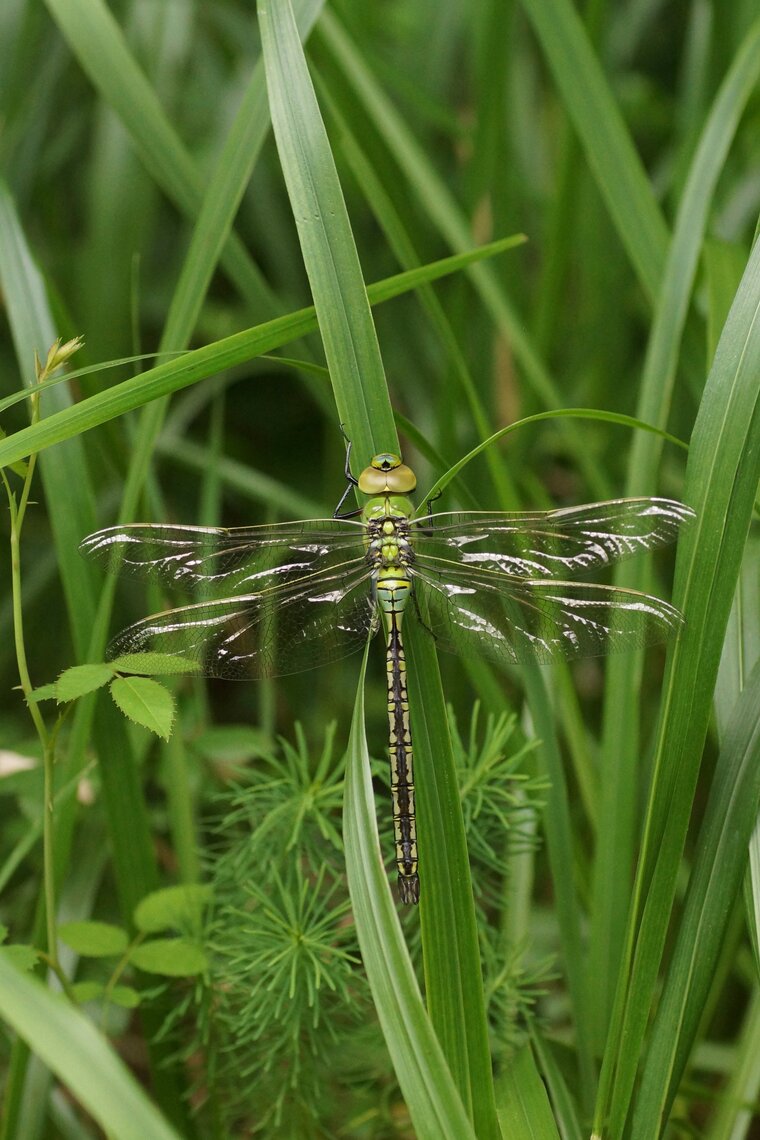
left=333, top=432, right=362, bottom=519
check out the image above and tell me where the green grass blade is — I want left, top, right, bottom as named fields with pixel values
left=530, top=1027, right=585, bottom=1140
left=0, top=241, right=520, bottom=472
left=405, top=625, right=500, bottom=1139
left=592, top=17, right=760, bottom=1046
left=495, top=1043, right=563, bottom=1140
left=43, top=0, right=274, bottom=317
left=596, top=221, right=760, bottom=1139
left=516, top=0, right=668, bottom=303
left=631, top=662, right=760, bottom=1137
left=257, top=0, right=394, bottom=464
left=257, top=4, right=498, bottom=1133
left=0, top=183, right=187, bottom=1130
left=0, top=183, right=98, bottom=658
left=0, top=953, right=182, bottom=1140
left=343, top=651, right=477, bottom=1140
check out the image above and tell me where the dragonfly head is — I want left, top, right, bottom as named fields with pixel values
left=359, top=453, right=417, bottom=495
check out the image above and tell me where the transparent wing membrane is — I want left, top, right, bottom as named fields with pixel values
left=81, top=495, right=692, bottom=678
left=413, top=498, right=694, bottom=578
left=80, top=519, right=366, bottom=594
left=107, top=563, right=377, bottom=679
left=412, top=561, right=683, bottom=666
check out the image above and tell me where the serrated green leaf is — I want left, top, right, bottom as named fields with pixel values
left=109, top=677, right=175, bottom=740
left=72, top=980, right=106, bottom=1004
left=27, top=683, right=58, bottom=703
left=110, top=653, right=201, bottom=677
left=58, top=921, right=129, bottom=958
left=3, top=944, right=39, bottom=973
left=56, top=663, right=114, bottom=702
left=134, top=885, right=212, bottom=935
left=130, top=938, right=207, bottom=977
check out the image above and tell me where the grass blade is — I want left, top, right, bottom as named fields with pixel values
left=596, top=218, right=760, bottom=1140
left=516, top=0, right=668, bottom=302
left=592, top=16, right=760, bottom=1045
left=258, top=0, right=394, bottom=463
left=0, top=240, right=520, bottom=472
left=344, top=652, right=477, bottom=1140
left=0, top=953, right=181, bottom=1140
left=631, top=661, right=760, bottom=1137
left=257, top=2, right=498, bottom=1132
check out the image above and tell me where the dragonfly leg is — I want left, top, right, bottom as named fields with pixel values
left=333, top=432, right=362, bottom=518
left=423, top=489, right=443, bottom=526
left=411, top=586, right=437, bottom=641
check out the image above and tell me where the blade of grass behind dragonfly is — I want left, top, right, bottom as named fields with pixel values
left=88, top=0, right=327, bottom=900
left=591, top=18, right=760, bottom=1051
left=595, top=219, right=760, bottom=1139
left=256, top=1, right=498, bottom=1134
left=257, top=0, right=395, bottom=464
left=0, top=238, right=521, bottom=472
left=315, top=9, right=610, bottom=502
left=314, top=77, right=520, bottom=508
left=343, top=650, right=477, bottom=1140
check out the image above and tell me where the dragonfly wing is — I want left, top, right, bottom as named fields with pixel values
left=412, top=499, right=694, bottom=578
left=412, top=563, right=683, bottom=666
left=107, top=564, right=378, bottom=679
left=80, top=519, right=366, bottom=594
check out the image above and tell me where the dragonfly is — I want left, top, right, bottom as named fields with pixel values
left=81, top=445, right=694, bottom=905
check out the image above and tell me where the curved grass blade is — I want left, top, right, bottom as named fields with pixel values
left=594, top=17, right=760, bottom=1046
left=595, top=206, right=760, bottom=1140
left=419, top=408, right=687, bottom=509
left=0, top=952, right=182, bottom=1140
left=258, top=0, right=394, bottom=465
left=515, top=0, right=668, bottom=302
left=256, top=3, right=499, bottom=1133
left=0, top=238, right=520, bottom=472
left=343, top=651, right=477, bottom=1140
left=630, top=661, right=760, bottom=1138
left=495, top=1042, right=563, bottom=1140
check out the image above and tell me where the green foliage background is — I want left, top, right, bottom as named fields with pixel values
left=0, top=0, right=758, bottom=1137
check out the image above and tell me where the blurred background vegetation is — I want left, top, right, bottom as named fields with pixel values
left=0, top=0, right=758, bottom=1137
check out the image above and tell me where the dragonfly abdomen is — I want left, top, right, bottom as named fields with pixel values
left=377, top=569, right=419, bottom=905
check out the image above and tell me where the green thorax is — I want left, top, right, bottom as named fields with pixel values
left=358, top=451, right=416, bottom=527
left=358, top=453, right=416, bottom=582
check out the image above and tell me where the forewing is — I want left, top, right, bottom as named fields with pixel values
left=412, top=562, right=683, bottom=666
left=412, top=498, right=694, bottom=578
left=107, top=564, right=378, bottom=679
left=80, top=519, right=366, bottom=596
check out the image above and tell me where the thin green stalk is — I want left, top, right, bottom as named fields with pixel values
left=4, top=478, right=57, bottom=971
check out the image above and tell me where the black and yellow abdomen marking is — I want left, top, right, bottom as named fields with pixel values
left=377, top=569, right=419, bottom=905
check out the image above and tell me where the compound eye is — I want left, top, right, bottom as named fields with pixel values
left=372, top=452, right=401, bottom=471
